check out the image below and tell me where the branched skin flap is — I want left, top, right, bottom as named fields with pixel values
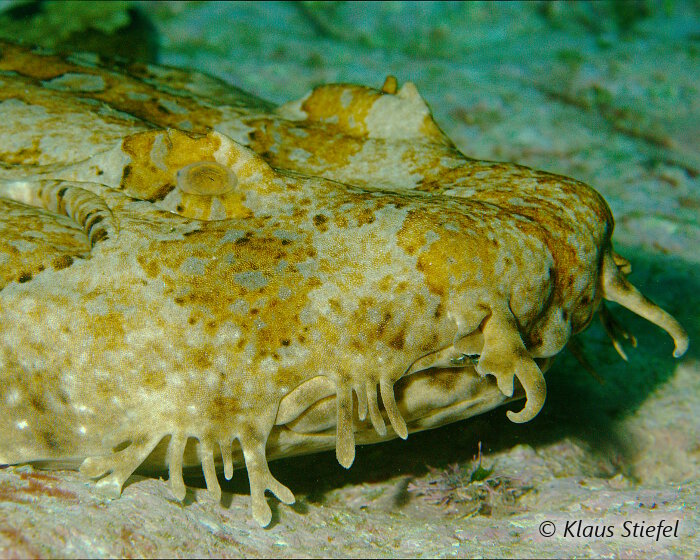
left=0, top=41, right=688, bottom=526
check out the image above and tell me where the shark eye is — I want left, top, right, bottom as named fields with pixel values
left=176, top=161, right=237, bottom=196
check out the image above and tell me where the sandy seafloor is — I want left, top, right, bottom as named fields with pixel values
left=0, top=1, right=698, bottom=558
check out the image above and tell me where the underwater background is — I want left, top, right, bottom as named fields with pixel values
left=0, top=1, right=698, bottom=557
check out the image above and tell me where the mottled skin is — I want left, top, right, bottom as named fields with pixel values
left=0, top=41, right=688, bottom=526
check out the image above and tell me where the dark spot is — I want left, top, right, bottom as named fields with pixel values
left=174, top=297, right=185, bottom=305
left=357, top=208, right=376, bottom=226
left=281, top=239, right=291, bottom=245
left=377, top=311, right=392, bottom=336
left=250, top=308, right=259, bottom=315
left=57, top=187, right=68, bottom=199
left=96, top=169, right=104, bottom=176
left=30, top=396, right=46, bottom=413
left=17, top=271, right=32, bottom=283
left=434, top=303, right=443, bottom=319
left=188, top=316, right=196, bottom=325
left=389, top=330, right=405, bottom=350
left=121, top=165, right=132, bottom=185
left=281, top=339, right=290, bottom=346
left=580, top=295, right=590, bottom=306
left=176, top=205, right=184, bottom=212
left=425, top=369, right=461, bottom=392
left=39, top=431, right=59, bottom=450
left=328, top=298, right=342, bottom=314
left=147, top=182, right=175, bottom=202
left=562, top=310, right=569, bottom=321
left=429, top=332, right=439, bottom=347
left=313, top=214, right=328, bottom=231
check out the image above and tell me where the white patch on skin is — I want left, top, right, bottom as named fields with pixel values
left=220, top=230, right=247, bottom=244
left=179, top=257, right=209, bottom=276
left=278, top=286, right=292, bottom=300
left=5, top=389, right=20, bottom=406
left=126, top=91, right=151, bottom=101
left=150, top=133, right=170, bottom=171
left=234, top=271, right=268, bottom=291
left=41, top=73, right=106, bottom=93
left=339, top=89, right=354, bottom=109
left=157, top=99, right=188, bottom=115
left=0, top=100, right=49, bottom=154
left=365, top=82, right=431, bottom=140
left=208, top=196, right=227, bottom=220
left=289, top=147, right=312, bottom=162
left=274, top=93, right=311, bottom=120
left=230, top=299, right=249, bottom=315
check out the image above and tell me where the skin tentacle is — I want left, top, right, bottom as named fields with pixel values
left=198, top=439, right=222, bottom=502
left=476, top=307, right=547, bottom=424
left=335, top=382, right=356, bottom=468
left=601, top=251, right=688, bottom=358
left=80, top=434, right=164, bottom=498
left=167, top=433, right=188, bottom=501
left=241, top=434, right=295, bottom=527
